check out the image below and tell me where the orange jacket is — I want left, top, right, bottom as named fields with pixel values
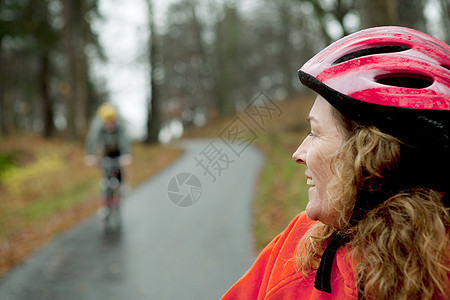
left=221, top=211, right=358, bottom=299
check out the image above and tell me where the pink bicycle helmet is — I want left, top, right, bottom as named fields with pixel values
left=298, top=26, right=450, bottom=294
left=298, top=26, right=449, bottom=196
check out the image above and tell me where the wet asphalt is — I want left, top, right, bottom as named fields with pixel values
left=0, top=139, right=264, bottom=300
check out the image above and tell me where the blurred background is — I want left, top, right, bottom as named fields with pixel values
left=0, top=0, right=448, bottom=143
left=0, top=0, right=449, bottom=292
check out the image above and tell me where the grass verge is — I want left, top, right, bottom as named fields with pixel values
left=251, top=96, right=314, bottom=252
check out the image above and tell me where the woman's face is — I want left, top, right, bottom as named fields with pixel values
left=292, top=96, right=346, bottom=227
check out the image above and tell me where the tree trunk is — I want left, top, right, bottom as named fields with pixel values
left=62, top=0, right=79, bottom=140
left=357, top=0, right=399, bottom=28
left=398, top=0, right=425, bottom=31
left=278, top=2, right=295, bottom=97
left=214, top=4, right=239, bottom=116
left=440, top=0, right=450, bottom=43
left=0, top=46, right=7, bottom=136
left=145, top=73, right=161, bottom=144
left=75, top=35, right=89, bottom=136
left=145, top=0, right=161, bottom=144
left=190, top=2, right=211, bottom=113
left=309, top=0, right=334, bottom=44
left=75, top=0, right=92, bottom=137
left=39, top=51, right=55, bottom=137
left=0, top=91, right=7, bottom=136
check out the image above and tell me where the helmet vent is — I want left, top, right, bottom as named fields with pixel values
left=376, top=74, right=433, bottom=89
left=443, top=64, right=450, bottom=71
left=332, top=45, right=411, bottom=65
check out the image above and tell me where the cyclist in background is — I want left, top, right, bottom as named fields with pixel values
left=84, top=103, right=132, bottom=169
left=84, top=103, right=132, bottom=203
left=84, top=103, right=132, bottom=229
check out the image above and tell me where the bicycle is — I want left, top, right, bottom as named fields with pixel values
left=99, top=156, right=122, bottom=234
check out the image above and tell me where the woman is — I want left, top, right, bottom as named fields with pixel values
left=222, top=26, right=449, bottom=299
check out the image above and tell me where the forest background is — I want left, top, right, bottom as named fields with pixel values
left=0, top=0, right=449, bottom=276
left=0, top=0, right=448, bottom=141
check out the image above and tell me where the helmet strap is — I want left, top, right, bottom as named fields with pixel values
left=314, top=231, right=348, bottom=293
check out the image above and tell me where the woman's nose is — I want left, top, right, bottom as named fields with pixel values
left=292, top=140, right=307, bottom=165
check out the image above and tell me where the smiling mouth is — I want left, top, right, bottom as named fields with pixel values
left=307, top=178, right=315, bottom=186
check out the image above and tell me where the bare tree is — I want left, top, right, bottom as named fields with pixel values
left=157, top=0, right=216, bottom=127
left=439, top=0, right=450, bottom=43
left=212, top=2, right=239, bottom=116
left=276, top=1, right=300, bottom=97
left=398, top=0, right=426, bottom=31
left=0, top=0, right=57, bottom=136
left=0, top=34, right=9, bottom=136
left=145, top=0, right=162, bottom=144
left=296, top=0, right=356, bottom=44
left=61, top=0, right=102, bottom=140
left=356, top=0, right=399, bottom=28
left=61, top=0, right=80, bottom=140
left=30, top=0, right=58, bottom=137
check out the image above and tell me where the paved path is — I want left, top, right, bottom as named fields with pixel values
left=0, top=139, right=264, bottom=300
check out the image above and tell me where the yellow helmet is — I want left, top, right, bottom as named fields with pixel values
left=97, top=103, right=117, bottom=122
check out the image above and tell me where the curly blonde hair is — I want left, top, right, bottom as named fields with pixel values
left=296, top=112, right=450, bottom=299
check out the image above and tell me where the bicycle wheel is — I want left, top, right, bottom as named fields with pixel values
left=103, top=182, right=121, bottom=235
